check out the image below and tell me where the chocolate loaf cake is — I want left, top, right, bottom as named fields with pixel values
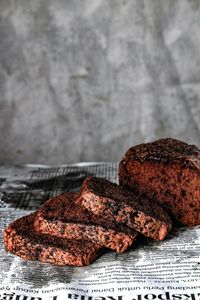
left=34, top=192, right=137, bottom=253
left=119, top=138, right=200, bottom=226
left=77, top=177, right=172, bottom=240
left=4, top=213, right=102, bottom=266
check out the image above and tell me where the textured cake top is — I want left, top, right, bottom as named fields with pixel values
left=123, top=138, right=200, bottom=171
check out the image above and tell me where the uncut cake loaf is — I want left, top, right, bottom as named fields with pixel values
left=119, top=138, right=200, bottom=226
left=34, top=192, right=137, bottom=253
left=4, top=213, right=102, bottom=266
left=77, top=177, right=172, bottom=240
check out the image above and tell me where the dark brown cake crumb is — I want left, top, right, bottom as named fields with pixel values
left=4, top=213, right=102, bottom=266
left=77, top=177, right=172, bottom=240
left=35, top=192, right=137, bottom=253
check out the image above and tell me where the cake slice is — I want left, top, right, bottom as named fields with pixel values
left=34, top=192, right=137, bottom=253
left=77, top=177, right=172, bottom=240
left=119, top=138, right=200, bottom=226
left=4, top=213, right=102, bottom=266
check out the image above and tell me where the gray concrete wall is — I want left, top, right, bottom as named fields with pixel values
left=0, top=0, right=200, bottom=165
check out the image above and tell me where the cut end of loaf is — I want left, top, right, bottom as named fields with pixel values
left=119, top=138, right=200, bottom=226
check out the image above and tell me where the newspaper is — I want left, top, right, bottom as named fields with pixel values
left=0, top=163, right=200, bottom=300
